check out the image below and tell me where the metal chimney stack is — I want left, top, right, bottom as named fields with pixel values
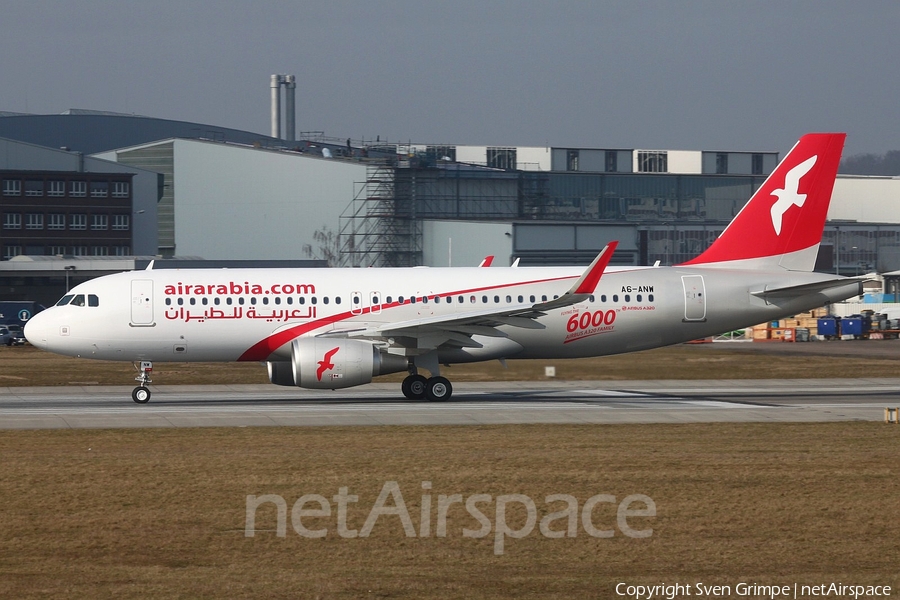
left=269, top=74, right=296, bottom=141
left=270, top=74, right=283, bottom=139
left=284, top=75, right=296, bottom=142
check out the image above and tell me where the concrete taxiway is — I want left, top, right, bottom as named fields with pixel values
left=0, top=378, right=897, bottom=429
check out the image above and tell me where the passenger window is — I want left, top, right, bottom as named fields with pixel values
left=226, top=297, right=233, bottom=305
left=613, top=294, right=619, bottom=302
left=88, top=294, right=99, bottom=307
left=177, top=298, right=184, bottom=306
left=165, top=297, right=172, bottom=306
left=214, top=297, right=221, bottom=305
left=335, top=297, right=341, bottom=304
left=637, top=294, right=642, bottom=302
left=311, top=297, right=318, bottom=305
left=298, top=297, right=305, bottom=305
left=262, top=297, right=269, bottom=305
left=625, top=295, right=630, bottom=302
left=529, top=295, right=535, bottom=302
left=323, top=297, right=329, bottom=304
left=386, top=296, right=393, bottom=304
left=542, top=295, right=547, bottom=301
left=494, top=296, right=500, bottom=303
left=56, top=295, right=74, bottom=306
left=518, top=295, right=524, bottom=302
left=482, top=296, right=488, bottom=303
left=398, top=296, right=405, bottom=303
left=201, top=297, right=208, bottom=306
left=648, top=294, right=654, bottom=302
left=601, top=295, right=607, bottom=302
left=274, top=297, right=281, bottom=305
left=286, top=297, right=293, bottom=305
left=506, top=295, right=512, bottom=303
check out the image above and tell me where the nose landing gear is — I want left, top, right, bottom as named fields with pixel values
left=132, top=361, right=153, bottom=404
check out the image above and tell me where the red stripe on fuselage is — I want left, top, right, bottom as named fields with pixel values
left=237, top=275, right=576, bottom=361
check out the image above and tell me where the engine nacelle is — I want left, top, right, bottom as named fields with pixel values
left=266, top=360, right=296, bottom=387
left=290, top=338, right=407, bottom=389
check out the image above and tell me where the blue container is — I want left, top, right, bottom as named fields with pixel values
left=817, top=316, right=841, bottom=338
left=841, top=316, right=870, bottom=337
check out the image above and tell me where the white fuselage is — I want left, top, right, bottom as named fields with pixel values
left=25, top=265, right=859, bottom=365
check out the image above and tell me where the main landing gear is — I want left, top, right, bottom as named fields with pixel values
left=401, top=371, right=453, bottom=401
left=132, top=361, right=152, bottom=404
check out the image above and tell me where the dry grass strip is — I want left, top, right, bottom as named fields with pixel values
left=0, top=422, right=898, bottom=598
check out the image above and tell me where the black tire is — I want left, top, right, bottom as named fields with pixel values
left=425, top=376, right=453, bottom=401
left=401, top=374, right=428, bottom=400
left=132, top=386, right=151, bottom=404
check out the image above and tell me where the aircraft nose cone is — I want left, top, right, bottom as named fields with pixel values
left=24, top=311, right=53, bottom=349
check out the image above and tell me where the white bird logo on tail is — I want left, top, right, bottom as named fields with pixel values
left=770, top=155, right=817, bottom=235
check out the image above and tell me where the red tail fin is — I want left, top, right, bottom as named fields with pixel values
left=681, top=133, right=845, bottom=271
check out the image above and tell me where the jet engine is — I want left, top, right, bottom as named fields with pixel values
left=267, top=338, right=407, bottom=389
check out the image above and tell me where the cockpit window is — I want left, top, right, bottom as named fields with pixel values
left=88, top=294, right=99, bottom=307
left=72, top=294, right=86, bottom=307
left=56, top=295, right=75, bottom=306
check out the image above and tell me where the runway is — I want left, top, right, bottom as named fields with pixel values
left=0, top=378, right=897, bottom=429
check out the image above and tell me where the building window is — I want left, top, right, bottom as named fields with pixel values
left=91, top=214, right=108, bottom=230
left=70, top=181, right=87, bottom=197
left=25, top=213, right=44, bottom=230
left=25, top=180, right=44, bottom=196
left=112, top=214, right=130, bottom=230
left=605, top=151, right=618, bottom=172
left=113, top=246, right=131, bottom=256
left=112, top=182, right=130, bottom=198
left=566, top=150, right=579, bottom=172
left=70, top=214, right=87, bottom=230
left=638, top=151, right=667, bottom=173
left=2, top=179, right=21, bottom=196
left=716, top=153, right=728, bottom=174
left=48, top=214, right=66, bottom=230
left=4, top=246, right=23, bottom=260
left=50, top=246, right=66, bottom=255
left=91, top=246, right=109, bottom=256
left=487, top=147, right=517, bottom=170
left=752, top=153, right=764, bottom=175
left=90, top=181, right=108, bottom=197
left=3, top=213, right=22, bottom=229
left=70, top=246, right=87, bottom=256
left=47, top=180, right=65, bottom=197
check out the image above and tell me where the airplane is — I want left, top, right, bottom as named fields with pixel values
left=25, top=133, right=867, bottom=404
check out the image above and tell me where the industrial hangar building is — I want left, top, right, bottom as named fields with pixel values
left=2, top=106, right=900, bottom=305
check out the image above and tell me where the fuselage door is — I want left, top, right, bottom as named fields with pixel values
left=131, top=279, right=155, bottom=326
left=682, top=275, right=707, bottom=322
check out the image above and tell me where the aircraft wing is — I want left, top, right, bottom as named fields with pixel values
left=320, top=242, right=617, bottom=351
left=750, top=274, right=871, bottom=300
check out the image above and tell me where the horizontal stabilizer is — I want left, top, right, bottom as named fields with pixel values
left=751, top=274, right=872, bottom=300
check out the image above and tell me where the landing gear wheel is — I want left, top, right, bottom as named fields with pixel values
left=132, top=386, right=151, bottom=404
left=425, top=376, right=453, bottom=402
left=402, top=374, right=428, bottom=400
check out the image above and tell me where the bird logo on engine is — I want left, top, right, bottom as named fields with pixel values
left=316, top=347, right=340, bottom=381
